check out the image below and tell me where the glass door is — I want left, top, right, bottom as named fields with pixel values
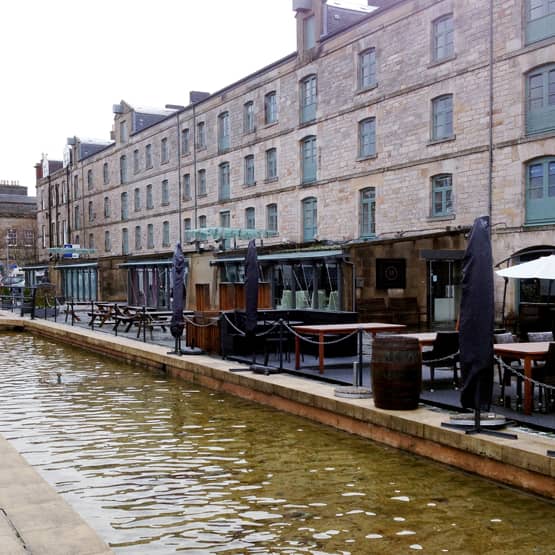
left=428, top=259, right=462, bottom=326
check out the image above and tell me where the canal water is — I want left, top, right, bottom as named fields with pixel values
left=0, top=333, right=553, bottom=554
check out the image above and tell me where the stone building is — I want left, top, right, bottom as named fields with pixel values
left=0, top=181, right=37, bottom=278
left=34, top=0, right=555, bottom=327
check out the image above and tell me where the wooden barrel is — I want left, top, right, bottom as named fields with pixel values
left=371, top=335, right=422, bottom=410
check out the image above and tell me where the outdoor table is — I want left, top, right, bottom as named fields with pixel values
left=493, top=341, right=549, bottom=415
left=292, top=322, right=406, bottom=374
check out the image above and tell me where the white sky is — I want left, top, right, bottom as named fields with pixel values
left=1, top=0, right=371, bottom=195
left=0, top=0, right=298, bottom=194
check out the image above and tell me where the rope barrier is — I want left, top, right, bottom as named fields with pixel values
left=281, top=321, right=359, bottom=345
left=183, top=314, right=221, bottom=328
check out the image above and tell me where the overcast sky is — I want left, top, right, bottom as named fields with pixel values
left=0, top=0, right=299, bottom=193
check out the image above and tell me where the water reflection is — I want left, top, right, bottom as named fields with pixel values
left=0, top=332, right=554, bottom=553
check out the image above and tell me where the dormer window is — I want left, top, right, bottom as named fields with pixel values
left=304, top=15, right=316, bottom=49
left=120, top=120, right=128, bottom=143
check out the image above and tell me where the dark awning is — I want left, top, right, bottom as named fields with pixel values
left=420, top=249, right=465, bottom=261
left=54, top=262, right=98, bottom=270
left=210, top=249, right=345, bottom=265
left=118, top=259, right=175, bottom=268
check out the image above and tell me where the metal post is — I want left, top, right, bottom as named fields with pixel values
left=357, top=328, right=363, bottom=386
left=278, top=318, right=284, bottom=370
left=143, top=305, right=147, bottom=343
left=91, top=300, right=95, bottom=331
left=353, top=361, right=360, bottom=387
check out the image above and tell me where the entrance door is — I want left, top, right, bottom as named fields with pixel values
left=428, top=259, right=462, bottom=326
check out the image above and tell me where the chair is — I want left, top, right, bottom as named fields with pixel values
left=279, top=290, right=293, bottom=309
left=494, top=332, right=524, bottom=408
left=540, top=343, right=555, bottom=412
left=295, top=290, right=310, bottom=309
left=422, top=331, right=459, bottom=390
left=327, top=290, right=339, bottom=311
left=527, top=331, right=554, bottom=342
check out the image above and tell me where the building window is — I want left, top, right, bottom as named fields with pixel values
left=432, top=14, right=454, bottom=62
left=88, top=233, right=94, bottom=250
left=103, top=162, right=109, bottom=185
left=431, top=94, right=453, bottom=141
left=431, top=174, right=453, bottom=217
left=145, top=144, right=153, bottom=168
left=302, top=197, right=317, bottom=241
left=7, top=229, right=16, bottom=246
left=184, top=218, right=192, bottom=238
left=161, top=179, right=170, bottom=205
left=41, top=225, right=46, bottom=249
left=122, top=228, right=129, bottom=255
left=244, top=101, right=255, bottom=133
left=73, top=175, right=79, bottom=199
left=359, top=118, right=376, bottom=158
left=218, top=111, right=230, bottom=152
left=266, top=148, right=277, bottom=180
left=183, top=173, right=191, bottom=200
left=88, top=201, right=94, bottom=222
left=104, top=231, right=111, bottom=252
left=300, top=75, right=317, bottom=123
left=133, top=149, right=140, bottom=173
left=358, top=48, right=376, bottom=89
left=219, top=210, right=230, bottom=228
left=147, top=224, right=154, bottom=249
left=162, top=221, right=170, bottom=247
left=120, top=120, right=128, bottom=142
left=74, top=204, right=81, bottom=229
left=182, top=128, right=190, bottom=154
left=244, top=155, right=255, bottom=186
left=121, top=192, right=129, bottom=220
left=526, top=64, right=555, bottom=135
left=146, top=184, right=153, bottom=209
left=359, top=187, right=376, bottom=237
left=104, top=196, right=110, bottom=218
left=87, top=169, right=93, bottom=190
left=264, top=91, right=277, bottom=124
left=135, top=226, right=142, bottom=250
left=525, top=0, right=555, bottom=44
left=219, top=162, right=230, bottom=200
left=198, top=169, right=207, bottom=196
left=161, top=137, right=169, bottom=163
left=526, top=157, right=555, bottom=224
left=303, top=14, right=316, bottom=49
left=134, top=187, right=141, bottom=211
left=199, top=215, right=207, bottom=228
left=266, top=203, right=278, bottom=233
left=24, top=230, right=34, bottom=247
left=245, top=207, right=255, bottom=229
left=197, top=121, right=206, bottom=149
left=301, top=135, right=317, bottom=184
left=120, top=155, right=128, bottom=184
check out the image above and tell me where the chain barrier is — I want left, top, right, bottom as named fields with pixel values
left=281, top=321, right=359, bottom=345
left=495, top=355, right=555, bottom=391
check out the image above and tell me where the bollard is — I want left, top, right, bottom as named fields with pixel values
left=353, top=361, right=360, bottom=387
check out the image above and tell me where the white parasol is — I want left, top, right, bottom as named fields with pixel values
left=496, top=254, right=555, bottom=280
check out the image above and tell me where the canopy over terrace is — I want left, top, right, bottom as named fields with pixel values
left=185, top=227, right=277, bottom=250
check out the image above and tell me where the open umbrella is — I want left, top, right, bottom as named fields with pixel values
left=496, top=254, right=555, bottom=326
left=496, top=254, right=555, bottom=280
left=459, top=216, right=494, bottom=412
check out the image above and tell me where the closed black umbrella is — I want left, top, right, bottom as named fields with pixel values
left=169, top=243, right=186, bottom=354
left=245, top=239, right=259, bottom=335
left=459, top=216, right=494, bottom=411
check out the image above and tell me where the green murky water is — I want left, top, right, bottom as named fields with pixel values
left=0, top=332, right=553, bottom=554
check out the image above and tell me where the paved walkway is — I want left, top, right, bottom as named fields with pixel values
left=0, top=431, right=113, bottom=554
